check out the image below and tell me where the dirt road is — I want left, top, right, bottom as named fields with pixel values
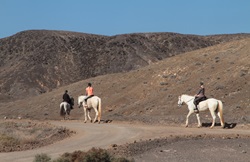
left=0, top=120, right=249, bottom=162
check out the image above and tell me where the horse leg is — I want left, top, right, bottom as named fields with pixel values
left=97, top=98, right=102, bottom=124
left=84, top=107, right=87, bottom=123
left=67, top=112, right=70, bottom=120
left=93, top=107, right=98, bottom=123
left=185, top=111, right=192, bottom=127
left=64, top=107, right=67, bottom=120
left=217, top=100, right=225, bottom=128
left=196, top=113, right=201, bottom=128
left=88, top=110, right=92, bottom=122
left=217, top=111, right=224, bottom=128
left=67, top=109, right=70, bottom=120
left=217, top=112, right=222, bottom=127
left=210, top=111, right=216, bottom=128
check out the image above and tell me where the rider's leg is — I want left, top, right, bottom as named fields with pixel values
left=84, top=97, right=89, bottom=107
left=193, top=97, right=199, bottom=112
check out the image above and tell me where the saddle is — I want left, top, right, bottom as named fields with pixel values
left=200, top=96, right=207, bottom=102
left=85, top=95, right=94, bottom=102
left=197, top=96, right=207, bottom=107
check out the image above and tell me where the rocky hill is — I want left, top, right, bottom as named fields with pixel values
left=0, top=30, right=249, bottom=101
left=0, top=37, right=249, bottom=125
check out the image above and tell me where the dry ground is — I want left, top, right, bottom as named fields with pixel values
left=0, top=34, right=249, bottom=162
left=0, top=120, right=250, bottom=162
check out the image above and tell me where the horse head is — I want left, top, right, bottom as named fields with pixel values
left=78, top=95, right=86, bottom=108
left=178, top=95, right=183, bottom=107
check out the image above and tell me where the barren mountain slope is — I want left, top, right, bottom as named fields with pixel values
left=0, top=30, right=249, bottom=101
left=1, top=38, right=249, bottom=125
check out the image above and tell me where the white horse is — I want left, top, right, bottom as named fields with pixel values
left=178, top=94, right=225, bottom=128
left=60, top=97, right=74, bottom=120
left=78, top=95, right=102, bottom=123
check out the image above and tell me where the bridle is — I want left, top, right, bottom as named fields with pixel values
left=185, top=98, right=194, bottom=103
left=178, top=96, right=193, bottom=107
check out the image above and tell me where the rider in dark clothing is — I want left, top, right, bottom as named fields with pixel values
left=63, top=90, right=73, bottom=109
left=194, top=82, right=206, bottom=113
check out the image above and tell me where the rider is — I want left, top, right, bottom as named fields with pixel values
left=63, top=90, right=73, bottom=109
left=193, top=82, right=206, bottom=113
left=84, top=83, right=94, bottom=106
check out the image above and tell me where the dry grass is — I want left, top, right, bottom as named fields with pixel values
left=0, top=120, right=73, bottom=152
left=34, top=147, right=133, bottom=162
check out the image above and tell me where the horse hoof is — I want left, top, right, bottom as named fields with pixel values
left=90, top=120, right=93, bottom=123
left=210, top=126, right=214, bottom=129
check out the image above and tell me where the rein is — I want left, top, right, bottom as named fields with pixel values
left=185, top=97, right=194, bottom=103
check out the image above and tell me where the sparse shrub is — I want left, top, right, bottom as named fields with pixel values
left=0, top=134, right=20, bottom=148
left=33, top=153, right=51, bottom=162
left=162, top=75, right=168, bottom=78
left=160, top=82, right=168, bottom=86
left=52, top=156, right=70, bottom=162
left=53, top=148, right=132, bottom=162
left=215, top=85, right=224, bottom=90
left=82, top=148, right=112, bottom=162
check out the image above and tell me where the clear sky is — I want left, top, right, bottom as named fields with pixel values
left=1, top=0, right=250, bottom=38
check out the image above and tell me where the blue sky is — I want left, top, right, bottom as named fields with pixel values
left=1, top=0, right=250, bottom=38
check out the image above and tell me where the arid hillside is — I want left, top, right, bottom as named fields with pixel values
left=1, top=38, right=249, bottom=125
left=0, top=30, right=249, bottom=101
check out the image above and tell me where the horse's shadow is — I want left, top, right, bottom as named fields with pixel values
left=202, top=122, right=237, bottom=129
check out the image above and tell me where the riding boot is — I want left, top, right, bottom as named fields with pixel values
left=194, top=106, right=199, bottom=113
left=84, top=98, right=89, bottom=108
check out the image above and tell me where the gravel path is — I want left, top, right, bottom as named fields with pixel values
left=0, top=120, right=249, bottom=162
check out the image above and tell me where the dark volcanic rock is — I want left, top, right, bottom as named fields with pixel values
left=0, top=30, right=249, bottom=101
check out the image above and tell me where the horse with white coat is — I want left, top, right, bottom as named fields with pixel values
left=78, top=95, right=102, bottom=123
left=178, top=94, right=225, bottom=128
left=60, top=97, right=74, bottom=120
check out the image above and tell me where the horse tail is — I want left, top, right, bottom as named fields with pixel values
left=217, top=100, right=225, bottom=127
left=98, top=98, right=102, bottom=122
left=60, top=103, right=65, bottom=116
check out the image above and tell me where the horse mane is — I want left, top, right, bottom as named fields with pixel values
left=182, top=94, right=194, bottom=98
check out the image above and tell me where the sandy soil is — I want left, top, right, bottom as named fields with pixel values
left=0, top=120, right=249, bottom=162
